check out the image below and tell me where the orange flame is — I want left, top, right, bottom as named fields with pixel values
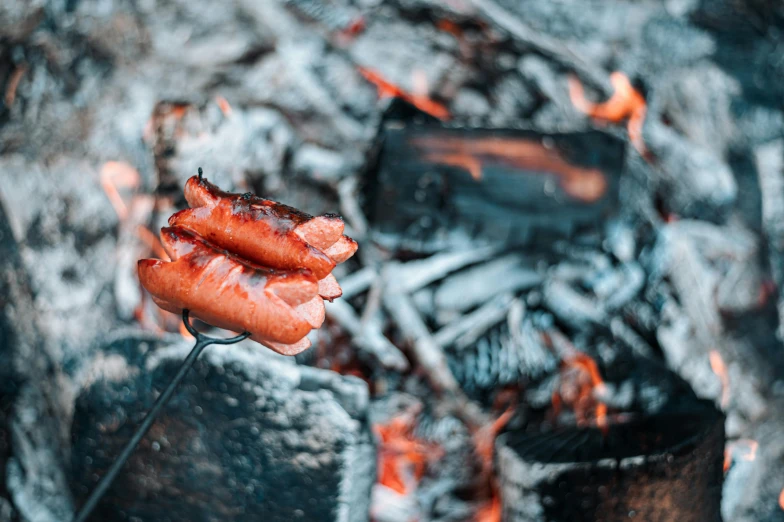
left=568, top=72, right=647, bottom=156
left=723, top=439, right=758, bottom=473
left=410, top=136, right=608, bottom=203
left=709, top=350, right=730, bottom=408
left=100, top=161, right=141, bottom=221
left=374, top=413, right=443, bottom=495
left=554, top=353, right=609, bottom=433
left=358, top=67, right=450, bottom=120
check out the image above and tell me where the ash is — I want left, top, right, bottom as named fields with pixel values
left=2, top=1, right=784, bottom=521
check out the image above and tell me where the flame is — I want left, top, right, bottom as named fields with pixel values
left=411, top=136, right=608, bottom=203
left=215, top=95, right=233, bottom=118
left=709, top=350, right=730, bottom=408
left=568, top=72, right=647, bottom=156
left=374, top=413, right=442, bottom=495
left=723, top=439, right=758, bottom=473
left=554, top=353, right=609, bottom=433
left=358, top=67, right=450, bottom=120
left=100, top=161, right=141, bottom=221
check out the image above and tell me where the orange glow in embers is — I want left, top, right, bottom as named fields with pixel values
left=569, top=72, right=648, bottom=156
left=100, top=161, right=141, bottom=221
left=723, top=439, right=758, bottom=473
left=410, top=135, right=608, bottom=203
left=374, top=412, right=443, bottom=495
left=473, top=406, right=514, bottom=522
left=358, top=67, right=450, bottom=121
left=215, top=95, right=233, bottom=118
left=709, top=350, right=730, bottom=408
left=779, top=488, right=784, bottom=511
left=553, top=353, right=609, bottom=433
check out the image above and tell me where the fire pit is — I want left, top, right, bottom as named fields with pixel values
left=2, top=1, right=784, bottom=521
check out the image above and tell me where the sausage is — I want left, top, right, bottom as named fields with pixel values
left=323, top=236, right=358, bottom=264
left=317, top=273, right=343, bottom=301
left=171, top=175, right=358, bottom=277
left=138, top=227, right=318, bottom=352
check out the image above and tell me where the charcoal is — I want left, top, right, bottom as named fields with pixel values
left=643, top=119, right=737, bottom=219
left=71, top=338, right=375, bottom=522
left=648, top=62, right=738, bottom=155
left=755, top=140, right=784, bottom=339
left=0, top=156, right=120, bottom=358
left=434, top=255, right=541, bottom=313
left=0, top=199, right=73, bottom=521
left=496, top=404, right=725, bottom=522
left=722, top=415, right=784, bottom=522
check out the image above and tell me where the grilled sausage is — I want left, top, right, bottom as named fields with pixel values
left=138, top=227, right=318, bottom=353
left=171, top=176, right=360, bottom=278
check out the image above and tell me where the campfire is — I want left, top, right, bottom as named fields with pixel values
left=2, top=1, right=784, bottom=521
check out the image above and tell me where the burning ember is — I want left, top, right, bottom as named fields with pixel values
left=374, top=411, right=443, bottom=495
left=723, top=439, right=758, bottom=473
left=568, top=72, right=647, bottom=156
left=358, top=67, right=450, bottom=120
left=552, top=353, right=609, bottom=432
left=709, top=350, right=730, bottom=408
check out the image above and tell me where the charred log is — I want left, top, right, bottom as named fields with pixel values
left=496, top=404, right=725, bottom=522
left=364, top=106, right=626, bottom=253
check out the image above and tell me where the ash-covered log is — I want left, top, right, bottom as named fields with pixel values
left=495, top=404, right=725, bottom=522
left=71, top=336, right=375, bottom=522
left=364, top=104, right=626, bottom=252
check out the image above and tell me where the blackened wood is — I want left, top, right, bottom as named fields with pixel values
left=364, top=109, right=626, bottom=252
left=496, top=405, right=725, bottom=522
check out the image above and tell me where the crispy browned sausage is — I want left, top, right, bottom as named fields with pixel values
left=170, top=176, right=339, bottom=278
left=138, top=227, right=318, bottom=352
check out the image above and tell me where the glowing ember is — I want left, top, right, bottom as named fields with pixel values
left=410, top=136, right=608, bottom=203
left=215, top=95, right=233, bottom=118
left=100, top=161, right=141, bottom=221
left=476, top=494, right=501, bottom=522
left=723, top=439, right=758, bottom=473
left=374, top=412, right=442, bottom=495
left=568, top=72, right=647, bottom=156
left=358, top=67, right=450, bottom=120
left=554, top=353, right=609, bottom=432
left=473, top=407, right=513, bottom=522
left=4, top=64, right=27, bottom=108
left=779, top=488, right=784, bottom=511
left=709, top=350, right=730, bottom=408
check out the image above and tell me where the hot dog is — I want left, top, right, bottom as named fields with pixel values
left=138, top=227, right=319, bottom=353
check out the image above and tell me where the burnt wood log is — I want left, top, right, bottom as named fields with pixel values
left=495, top=405, right=725, bottom=522
left=364, top=105, right=626, bottom=253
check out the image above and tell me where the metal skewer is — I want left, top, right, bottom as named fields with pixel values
left=73, top=310, right=250, bottom=522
